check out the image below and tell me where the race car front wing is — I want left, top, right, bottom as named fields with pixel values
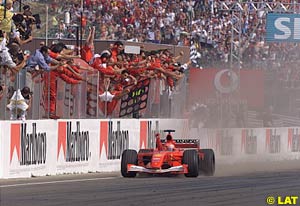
left=127, top=164, right=188, bottom=174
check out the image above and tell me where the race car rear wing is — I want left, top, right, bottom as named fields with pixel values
left=161, top=139, right=200, bottom=148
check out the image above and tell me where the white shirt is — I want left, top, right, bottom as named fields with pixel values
left=0, top=38, right=16, bottom=68
left=99, top=91, right=114, bottom=102
left=148, top=30, right=155, bottom=41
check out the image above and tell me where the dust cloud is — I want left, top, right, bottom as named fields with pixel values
left=215, top=159, right=300, bottom=177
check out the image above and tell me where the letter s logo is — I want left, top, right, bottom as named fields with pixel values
left=274, top=17, right=291, bottom=39
left=214, top=69, right=239, bottom=94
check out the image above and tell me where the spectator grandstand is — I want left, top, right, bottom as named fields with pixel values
left=36, top=0, right=300, bottom=70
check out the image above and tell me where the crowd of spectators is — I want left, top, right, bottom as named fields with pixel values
left=50, top=0, right=193, bottom=44
left=0, top=0, right=188, bottom=119
left=2, top=0, right=300, bottom=125
left=46, top=1, right=300, bottom=75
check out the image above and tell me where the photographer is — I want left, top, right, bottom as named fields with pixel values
left=22, top=5, right=37, bottom=29
left=0, top=32, right=16, bottom=68
left=12, top=5, right=40, bottom=43
left=10, top=28, right=33, bottom=46
left=7, top=86, right=32, bottom=120
left=0, top=32, right=27, bottom=78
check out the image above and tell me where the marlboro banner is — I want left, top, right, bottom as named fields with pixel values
left=189, top=69, right=264, bottom=109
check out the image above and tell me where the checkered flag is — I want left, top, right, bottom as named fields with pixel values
left=190, top=43, right=201, bottom=68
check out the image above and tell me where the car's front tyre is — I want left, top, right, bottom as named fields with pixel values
left=121, top=149, right=138, bottom=177
left=183, top=150, right=199, bottom=177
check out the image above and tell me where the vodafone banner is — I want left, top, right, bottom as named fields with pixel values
left=1, top=118, right=300, bottom=179
left=189, top=69, right=264, bottom=108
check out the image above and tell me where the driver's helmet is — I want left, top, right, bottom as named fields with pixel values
left=165, top=142, right=175, bottom=151
left=166, top=134, right=173, bottom=141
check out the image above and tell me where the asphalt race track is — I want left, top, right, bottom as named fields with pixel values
left=1, top=161, right=300, bottom=206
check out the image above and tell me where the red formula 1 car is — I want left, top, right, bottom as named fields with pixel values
left=121, top=130, right=215, bottom=177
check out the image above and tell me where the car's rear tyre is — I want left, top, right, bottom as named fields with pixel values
left=121, top=149, right=138, bottom=177
left=199, top=149, right=215, bottom=176
left=182, top=150, right=199, bottom=177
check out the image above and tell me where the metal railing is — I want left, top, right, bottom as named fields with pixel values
left=0, top=69, right=188, bottom=120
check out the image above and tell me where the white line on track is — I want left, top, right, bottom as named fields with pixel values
left=0, top=177, right=118, bottom=188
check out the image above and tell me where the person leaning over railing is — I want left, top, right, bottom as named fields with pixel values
left=23, top=45, right=64, bottom=92
left=89, top=43, right=189, bottom=117
left=42, top=42, right=85, bottom=119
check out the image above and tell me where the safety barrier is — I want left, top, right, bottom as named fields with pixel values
left=0, top=118, right=187, bottom=178
left=1, top=118, right=300, bottom=178
left=193, top=128, right=300, bottom=163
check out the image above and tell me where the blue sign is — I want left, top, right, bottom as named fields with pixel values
left=266, top=13, right=300, bottom=42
